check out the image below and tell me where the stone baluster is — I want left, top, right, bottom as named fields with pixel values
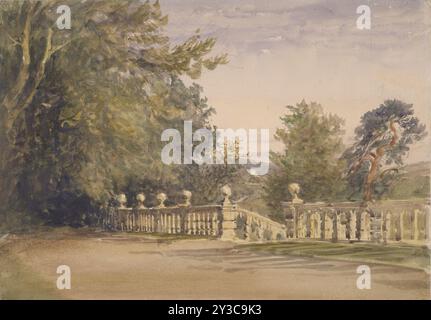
left=311, top=212, right=321, bottom=239
left=297, top=213, right=304, bottom=238
left=399, top=211, right=405, bottom=241
left=177, top=213, right=182, bottom=234
left=169, top=214, right=173, bottom=234
left=254, top=219, right=263, bottom=241
left=142, top=213, right=146, bottom=232
left=360, top=211, right=371, bottom=241
left=384, top=211, right=392, bottom=243
left=158, top=212, right=162, bottom=233
left=221, top=185, right=237, bottom=240
left=371, top=209, right=382, bottom=243
left=199, top=212, right=205, bottom=235
left=165, top=214, right=170, bottom=234
left=313, top=213, right=319, bottom=239
left=201, top=212, right=206, bottom=235
left=212, top=212, right=218, bottom=236
left=165, top=213, right=169, bottom=233
left=205, top=212, right=212, bottom=236
left=158, top=213, right=162, bottom=232
left=244, top=215, right=252, bottom=240
left=324, top=211, right=333, bottom=240
left=192, top=212, right=197, bottom=235
left=349, top=210, right=357, bottom=240
left=306, top=210, right=312, bottom=238
left=197, top=212, right=202, bottom=235
left=413, top=209, right=420, bottom=241
left=426, top=204, right=430, bottom=246
left=159, top=213, right=164, bottom=233
left=175, top=213, right=180, bottom=234
left=172, top=214, right=176, bottom=234
left=187, top=213, right=193, bottom=234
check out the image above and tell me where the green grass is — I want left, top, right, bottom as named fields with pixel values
left=238, top=241, right=430, bottom=272
left=0, top=246, right=59, bottom=299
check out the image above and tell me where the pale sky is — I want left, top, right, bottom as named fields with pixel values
left=161, top=0, right=431, bottom=163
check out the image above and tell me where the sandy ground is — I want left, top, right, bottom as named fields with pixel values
left=0, top=233, right=430, bottom=299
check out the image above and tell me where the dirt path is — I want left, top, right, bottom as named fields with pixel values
left=1, top=233, right=429, bottom=299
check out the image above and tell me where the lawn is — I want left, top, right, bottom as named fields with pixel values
left=238, top=241, right=430, bottom=272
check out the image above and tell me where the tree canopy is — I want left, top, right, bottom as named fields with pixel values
left=343, top=99, right=427, bottom=201
left=0, top=0, right=227, bottom=226
left=263, top=100, right=346, bottom=219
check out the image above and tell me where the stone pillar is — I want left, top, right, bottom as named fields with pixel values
left=284, top=204, right=297, bottom=239
left=310, top=213, right=321, bottom=239
left=221, top=185, right=237, bottom=241
left=324, top=211, right=333, bottom=240
left=117, top=193, right=128, bottom=231
left=310, top=213, right=316, bottom=239
left=337, top=212, right=346, bottom=241
left=384, top=212, right=392, bottom=243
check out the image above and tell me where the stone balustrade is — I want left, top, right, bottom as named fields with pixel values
left=234, top=208, right=286, bottom=241
left=282, top=199, right=430, bottom=245
left=102, top=185, right=429, bottom=245
left=103, top=190, right=222, bottom=236
left=102, top=185, right=286, bottom=242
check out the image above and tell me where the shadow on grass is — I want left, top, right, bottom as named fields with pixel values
left=237, top=241, right=430, bottom=272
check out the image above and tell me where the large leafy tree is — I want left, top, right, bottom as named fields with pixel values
left=343, top=99, right=427, bottom=202
left=263, top=100, right=346, bottom=219
left=0, top=0, right=227, bottom=226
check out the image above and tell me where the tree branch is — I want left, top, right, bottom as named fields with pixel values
left=7, top=27, right=54, bottom=139
left=5, top=32, right=21, bottom=46
left=1, top=2, right=35, bottom=114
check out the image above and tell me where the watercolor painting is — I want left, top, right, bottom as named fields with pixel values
left=0, top=0, right=430, bottom=300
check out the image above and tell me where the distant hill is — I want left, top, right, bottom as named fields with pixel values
left=385, top=161, right=430, bottom=200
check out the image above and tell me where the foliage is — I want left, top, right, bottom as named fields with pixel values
left=343, top=99, right=427, bottom=201
left=0, top=0, right=228, bottom=226
left=263, top=100, right=346, bottom=219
